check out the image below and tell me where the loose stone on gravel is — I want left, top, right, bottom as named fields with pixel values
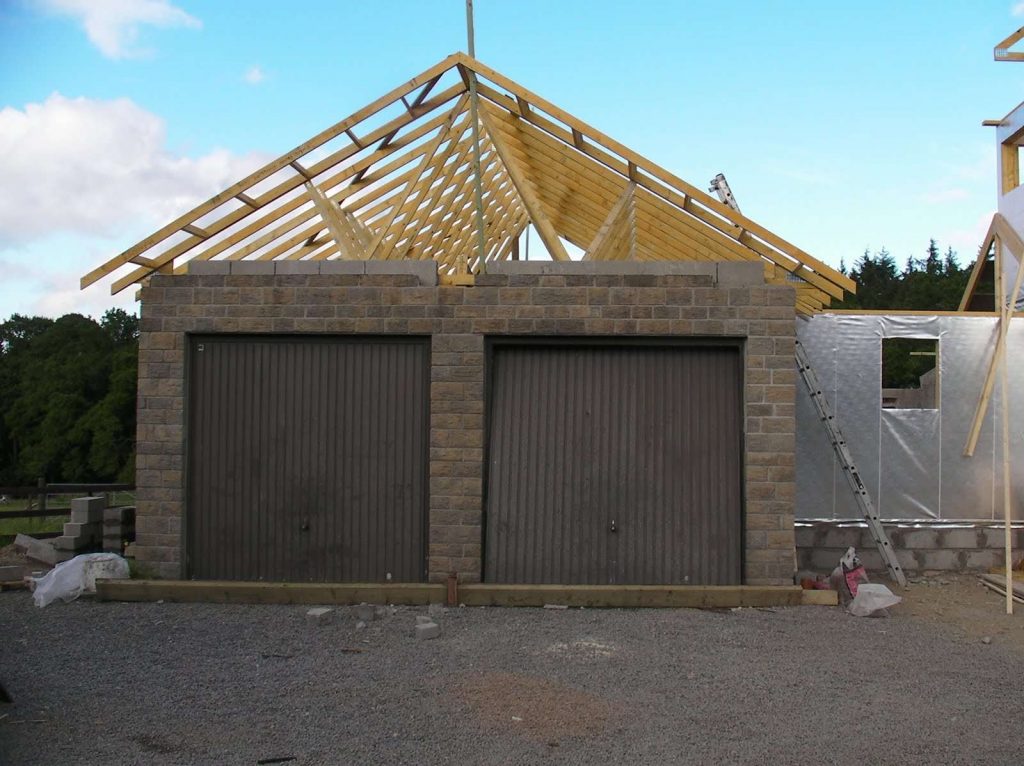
left=354, top=603, right=376, bottom=622
left=415, top=615, right=441, bottom=640
left=3, top=581, right=1024, bottom=765
left=306, top=607, right=333, bottom=624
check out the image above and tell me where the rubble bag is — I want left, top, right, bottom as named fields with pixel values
left=847, top=583, right=902, bottom=617
left=32, top=553, right=130, bottom=608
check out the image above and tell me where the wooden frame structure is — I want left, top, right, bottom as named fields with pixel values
left=995, top=26, right=1024, bottom=62
left=81, top=54, right=853, bottom=313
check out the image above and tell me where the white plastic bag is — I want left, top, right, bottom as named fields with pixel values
left=847, top=583, right=901, bottom=617
left=32, top=553, right=130, bottom=608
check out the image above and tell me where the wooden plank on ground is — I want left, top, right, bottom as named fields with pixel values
left=980, top=573, right=1024, bottom=599
left=800, top=589, right=839, bottom=606
left=95, top=579, right=446, bottom=605
left=457, top=584, right=803, bottom=608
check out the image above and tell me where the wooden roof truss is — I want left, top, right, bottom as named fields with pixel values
left=81, top=53, right=853, bottom=313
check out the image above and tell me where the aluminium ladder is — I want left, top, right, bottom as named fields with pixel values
left=795, top=340, right=908, bottom=587
left=710, top=172, right=906, bottom=587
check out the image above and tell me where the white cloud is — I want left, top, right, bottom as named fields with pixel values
left=1014, top=2, right=1024, bottom=17
left=0, top=92, right=269, bottom=247
left=37, top=0, right=201, bottom=59
left=244, top=65, right=265, bottom=85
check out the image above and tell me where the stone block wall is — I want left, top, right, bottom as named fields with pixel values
left=135, top=260, right=797, bottom=585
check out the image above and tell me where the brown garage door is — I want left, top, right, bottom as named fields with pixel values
left=187, top=336, right=429, bottom=582
left=485, top=342, right=743, bottom=585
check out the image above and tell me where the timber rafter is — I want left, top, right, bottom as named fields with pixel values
left=81, top=53, right=852, bottom=310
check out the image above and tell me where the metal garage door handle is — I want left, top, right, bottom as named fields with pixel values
left=610, top=519, right=617, bottom=533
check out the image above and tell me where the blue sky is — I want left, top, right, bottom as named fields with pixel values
left=2, top=1, right=1024, bottom=317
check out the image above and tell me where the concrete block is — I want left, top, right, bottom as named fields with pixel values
left=822, top=527, right=861, bottom=549
left=901, top=530, right=939, bottom=550
left=354, top=603, right=376, bottom=622
left=0, top=565, right=23, bottom=581
left=53, top=532, right=97, bottom=551
left=964, top=550, right=1002, bottom=571
left=917, top=549, right=965, bottom=572
left=71, top=496, right=105, bottom=511
left=793, top=527, right=816, bottom=547
left=414, top=620, right=440, bottom=640
left=486, top=261, right=719, bottom=278
left=70, top=496, right=106, bottom=524
left=716, top=262, right=764, bottom=287
left=104, top=506, right=136, bottom=524
left=306, top=607, right=333, bottom=624
left=23, top=539, right=72, bottom=566
left=319, top=261, right=365, bottom=275
left=415, top=614, right=433, bottom=625
left=982, top=528, right=1006, bottom=548
left=273, top=261, right=320, bottom=275
left=229, top=261, right=276, bottom=275
left=364, top=260, right=438, bottom=286
left=943, top=529, right=982, bottom=550
left=807, top=549, right=840, bottom=572
left=62, top=521, right=100, bottom=538
left=186, top=260, right=231, bottom=275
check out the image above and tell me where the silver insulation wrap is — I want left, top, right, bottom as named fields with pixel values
left=795, top=313, right=1023, bottom=521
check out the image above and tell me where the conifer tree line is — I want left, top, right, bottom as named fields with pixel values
left=0, top=241, right=973, bottom=483
left=835, top=239, right=972, bottom=311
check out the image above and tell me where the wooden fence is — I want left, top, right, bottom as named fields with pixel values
left=0, top=479, right=135, bottom=528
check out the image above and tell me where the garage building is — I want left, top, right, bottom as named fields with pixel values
left=81, top=54, right=851, bottom=586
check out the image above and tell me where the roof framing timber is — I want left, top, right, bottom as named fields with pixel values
left=82, top=52, right=852, bottom=311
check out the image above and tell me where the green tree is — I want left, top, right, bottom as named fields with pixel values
left=836, top=241, right=971, bottom=311
left=0, top=310, right=138, bottom=484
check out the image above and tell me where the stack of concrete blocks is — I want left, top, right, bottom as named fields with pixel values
left=53, top=496, right=105, bottom=556
left=102, top=506, right=136, bottom=554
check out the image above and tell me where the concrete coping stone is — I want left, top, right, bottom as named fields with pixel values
left=485, top=260, right=765, bottom=286
left=186, top=258, right=440, bottom=285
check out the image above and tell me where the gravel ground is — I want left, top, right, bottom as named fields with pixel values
left=1, top=590, right=1023, bottom=765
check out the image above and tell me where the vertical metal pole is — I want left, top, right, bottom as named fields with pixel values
left=466, top=0, right=487, bottom=271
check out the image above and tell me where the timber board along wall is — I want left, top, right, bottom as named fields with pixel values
left=134, top=260, right=797, bottom=585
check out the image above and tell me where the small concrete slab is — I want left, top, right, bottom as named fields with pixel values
left=229, top=261, right=276, bottom=275
left=414, top=620, right=441, bottom=640
left=186, top=260, right=231, bottom=275
left=364, top=260, right=438, bottom=286
left=319, top=261, right=365, bottom=275
left=274, top=261, right=321, bottom=275
left=716, top=262, right=765, bottom=287
left=306, top=607, right=334, bottom=625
